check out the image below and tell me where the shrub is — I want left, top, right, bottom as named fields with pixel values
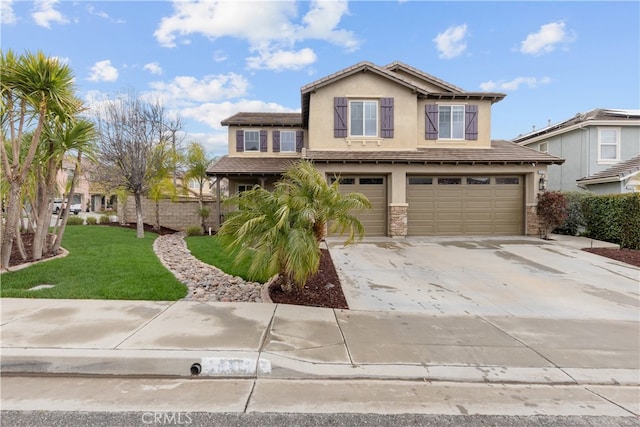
left=185, top=225, right=203, bottom=236
left=582, top=193, right=640, bottom=249
left=66, top=216, right=84, bottom=225
left=86, top=216, right=97, bottom=225
left=98, top=215, right=110, bottom=225
left=555, top=191, right=591, bottom=236
left=536, top=191, right=568, bottom=239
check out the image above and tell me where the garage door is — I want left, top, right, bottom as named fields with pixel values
left=332, top=176, right=387, bottom=237
left=407, top=176, right=523, bottom=236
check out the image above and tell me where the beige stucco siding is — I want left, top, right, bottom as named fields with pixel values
left=307, top=72, right=418, bottom=151
left=417, top=99, right=493, bottom=149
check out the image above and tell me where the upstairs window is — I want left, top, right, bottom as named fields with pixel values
left=539, top=142, right=549, bottom=153
left=244, top=130, right=259, bottom=152
left=425, top=104, right=478, bottom=140
left=598, top=127, right=620, bottom=163
left=280, top=130, right=296, bottom=152
left=350, top=100, right=378, bottom=137
left=438, top=105, right=465, bottom=139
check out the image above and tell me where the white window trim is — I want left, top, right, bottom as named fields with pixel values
left=539, top=142, right=549, bottom=153
left=349, top=100, right=378, bottom=138
left=280, top=130, right=296, bottom=152
left=244, top=130, right=260, bottom=152
left=437, top=104, right=466, bottom=140
left=597, top=127, right=621, bottom=164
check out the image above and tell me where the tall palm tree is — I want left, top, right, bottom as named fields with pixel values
left=0, top=50, right=77, bottom=269
left=183, top=142, right=215, bottom=233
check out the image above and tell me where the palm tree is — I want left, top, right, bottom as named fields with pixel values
left=0, top=50, right=78, bottom=269
left=219, top=160, right=371, bottom=290
left=183, top=142, right=215, bottom=233
left=277, top=160, right=371, bottom=243
left=219, top=185, right=320, bottom=290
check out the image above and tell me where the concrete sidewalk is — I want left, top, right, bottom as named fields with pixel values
left=1, top=299, right=638, bottom=386
left=2, top=298, right=639, bottom=417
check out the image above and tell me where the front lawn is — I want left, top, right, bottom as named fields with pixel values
left=185, top=235, right=271, bottom=283
left=1, top=226, right=187, bottom=300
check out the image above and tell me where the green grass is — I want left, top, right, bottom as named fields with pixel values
left=1, top=226, right=187, bottom=300
left=185, top=235, right=270, bottom=283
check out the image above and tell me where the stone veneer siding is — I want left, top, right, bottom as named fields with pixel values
left=121, top=195, right=220, bottom=232
left=526, top=205, right=540, bottom=236
left=389, top=204, right=408, bottom=237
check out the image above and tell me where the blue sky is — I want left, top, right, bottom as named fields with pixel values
left=2, top=1, right=639, bottom=156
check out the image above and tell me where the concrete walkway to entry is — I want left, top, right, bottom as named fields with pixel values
left=328, top=235, right=638, bottom=319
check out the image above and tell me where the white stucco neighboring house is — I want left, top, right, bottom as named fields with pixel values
left=513, top=109, right=640, bottom=193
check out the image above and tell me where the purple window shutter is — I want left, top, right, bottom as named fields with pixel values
left=296, top=130, right=303, bottom=152
left=260, top=130, right=268, bottom=152
left=272, top=130, right=280, bottom=153
left=236, top=130, right=244, bottom=152
left=334, top=97, right=348, bottom=138
left=381, top=97, right=394, bottom=138
left=425, top=104, right=438, bottom=140
left=465, top=105, right=478, bottom=140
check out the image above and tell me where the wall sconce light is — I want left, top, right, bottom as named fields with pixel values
left=538, top=176, right=547, bottom=191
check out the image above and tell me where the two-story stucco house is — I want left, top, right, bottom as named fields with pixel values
left=208, top=61, right=562, bottom=237
left=514, top=109, right=640, bottom=194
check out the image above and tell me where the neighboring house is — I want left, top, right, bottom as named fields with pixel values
left=513, top=109, right=640, bottom=193
left=576, top=155, right=640, bottom=194
left=208, top=61, right=562, bottom=237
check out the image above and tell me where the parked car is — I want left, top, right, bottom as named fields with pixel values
left=53, top=198, right=64, bottom=214
left=69, top=203, right=82, bottom=215
left=52, top=198, right=82, bottom=215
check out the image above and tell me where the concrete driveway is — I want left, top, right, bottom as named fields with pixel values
left=327, top=235, right=639, bottom=320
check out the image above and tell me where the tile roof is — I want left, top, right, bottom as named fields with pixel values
left=220, top=112, right=302, bottom=127
left=577, top=155, right=640, bottom=184
left=384, top=61, right=465, bottom=92
left=207, top=141, right=563, bottom=175
left=514, top=109, right=640, bottom=143
left=207, top=156, right=301, bottom=175
left=304, top=140, right=563, bottom=165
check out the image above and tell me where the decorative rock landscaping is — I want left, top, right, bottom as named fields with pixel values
left=153, top=233, right=263, bottom=303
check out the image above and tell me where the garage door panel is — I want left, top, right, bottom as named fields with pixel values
left=334, top=176, right=386, bottom=237
left=408, top=175, right=523, bottom=236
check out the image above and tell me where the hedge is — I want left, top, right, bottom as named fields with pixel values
left=581, top=193, right=640, bottom=249
left=555, top=191, right=592, bottom=236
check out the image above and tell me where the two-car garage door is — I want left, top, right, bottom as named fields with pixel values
left=332, top=174, right=524, bottom=236
left=407, top=176, right=523, bottom=235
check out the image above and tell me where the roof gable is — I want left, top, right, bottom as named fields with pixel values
left=514, top=108, right=640, bottom=144
left=577, top=155, right=640, bottom=184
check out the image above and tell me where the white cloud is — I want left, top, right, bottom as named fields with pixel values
left=144, top=62, right=163, bottom=75
left=246, top=48, right=317, bottom=71
left=32, top=0, right=69, bottom=28
left=148, top=73, right=250, bottom=104
left=88, top=60, right=119, bottom=82
left=480, top=76, right=551, bottom=92
left=1, top=0, right=17, bottom=25
left=433, top=24, right=468, bottom=59
left=520, top=21, right=574, bottom=55
left=154, top=0, right=358, bottom=71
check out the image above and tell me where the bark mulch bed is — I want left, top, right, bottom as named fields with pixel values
left=583, top=247, right=640, bottom=268
left=268, top=248, right=349, bottom=309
